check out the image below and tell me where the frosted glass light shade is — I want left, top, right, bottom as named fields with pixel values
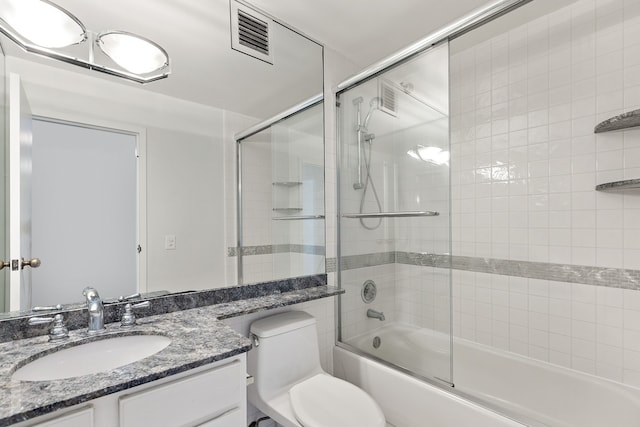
left=97, top=31, right=168, bottom=75
left=0, top=0, right=86, bottom=48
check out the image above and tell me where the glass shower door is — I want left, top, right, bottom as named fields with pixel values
left=237, top=101, right=325, bottom=284
left=337, top=41, right=452, bottom=385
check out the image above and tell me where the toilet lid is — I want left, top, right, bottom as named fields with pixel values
left=289, top=374, right=386, bottom=427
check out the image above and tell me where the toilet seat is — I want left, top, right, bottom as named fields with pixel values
left=289, top=374, right=386, bottom=427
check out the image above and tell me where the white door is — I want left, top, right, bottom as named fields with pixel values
left=30, top=119, right=138, bottom=306
left=8, top=73, right=38, bottom=311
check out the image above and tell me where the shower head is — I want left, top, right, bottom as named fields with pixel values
left=363, top=96, right=382, bottom=130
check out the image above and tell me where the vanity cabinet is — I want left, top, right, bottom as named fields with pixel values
left=25, top=407, right=94, bottom=427
left=19, top=355, right=246, bottom=427
left=119, top=356, right=244, bottom=426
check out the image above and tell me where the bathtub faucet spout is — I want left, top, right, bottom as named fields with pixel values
left=367, top=309, right=385, bottom=321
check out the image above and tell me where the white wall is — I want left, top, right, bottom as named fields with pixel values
left=6, top=56, right=228, bottom=295
left=145, top=126, right=226, bottom=291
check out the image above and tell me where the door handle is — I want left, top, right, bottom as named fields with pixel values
left=0, top=260, right=9, bottom=270
left=21, top=258, right=41, bottom=269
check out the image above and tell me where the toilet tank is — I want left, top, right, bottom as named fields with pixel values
left=248, top=311, right=324, bottom=400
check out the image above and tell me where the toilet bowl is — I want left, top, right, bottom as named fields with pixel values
left=247, top=311, right=386, bottom=427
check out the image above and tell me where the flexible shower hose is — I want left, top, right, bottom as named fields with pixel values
left=359, top=139, right=383, bottom=230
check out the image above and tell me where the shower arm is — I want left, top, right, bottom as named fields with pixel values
left=353, top=97, right=364, bottom=190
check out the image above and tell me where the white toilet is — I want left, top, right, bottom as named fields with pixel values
left=247, top=311, right=386, bottom=427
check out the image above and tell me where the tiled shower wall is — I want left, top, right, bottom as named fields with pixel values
left=449, top=0, right=640, bottom=386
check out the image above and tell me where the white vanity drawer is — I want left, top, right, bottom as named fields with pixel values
left=197, top=407, right=243, bottom=427
left=28, top=406, right=94, bottom=427
left=119, top=358, right=244, bottom=427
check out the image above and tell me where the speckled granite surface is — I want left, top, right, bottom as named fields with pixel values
left=0, top=274, right=327, bottom=343
left=0, top=281, right=342, bottom=426
left=209, top=285, right=343, bottom=319
left=0, top=306, right=251, bottom=426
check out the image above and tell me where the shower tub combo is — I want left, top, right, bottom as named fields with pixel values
left=334, top=0, right=640, bottom=425
left=334, top=324, right=640, bottom=427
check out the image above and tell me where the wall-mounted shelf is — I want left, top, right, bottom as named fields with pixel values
left=272, top=181, right=303, bottom=187
left=594, top=110, right=640, bottom=190
left=595, top=179, right=640, bottom=191
left=272, top=207, right=303, bottom=212
left=594, top=109, right=640, bottom=133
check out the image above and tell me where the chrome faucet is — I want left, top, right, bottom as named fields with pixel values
left=367, top=309, right=385, bottom=321
left=83, top=286, right=104, bottom=333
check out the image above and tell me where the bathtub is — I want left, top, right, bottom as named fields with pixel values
left=334, top=323, right=640, bottom=427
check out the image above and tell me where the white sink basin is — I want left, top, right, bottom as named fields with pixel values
left=12, top=335, right=171, bottom=381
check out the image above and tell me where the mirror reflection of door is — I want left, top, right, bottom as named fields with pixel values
left=7, top=73, right=34, bottom=311
left=30, top=119, right=139, bottom=307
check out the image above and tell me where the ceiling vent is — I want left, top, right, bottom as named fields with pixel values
left=378, top=79, right=398, bottom=117
left=230, top=1, right=273, bottom=64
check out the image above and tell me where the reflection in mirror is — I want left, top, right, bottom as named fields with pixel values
left=31, top=119, right=138, bottom=307
left=237, top=100, right=325, bottom=284
left=0, top=0, right=324, bottom=314
left=0, top=43, right=5, bottom=312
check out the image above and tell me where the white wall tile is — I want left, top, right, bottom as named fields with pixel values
left=447, top=0, right=640, bottom=387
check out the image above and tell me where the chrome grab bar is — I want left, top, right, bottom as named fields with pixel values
left=272, top=215, right=325, bottom=221
left=342, top=211, right=439, bottom=218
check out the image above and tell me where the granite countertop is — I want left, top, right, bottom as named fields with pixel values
left=0, top=283, right=343, bottom=426
left=0, top=306, right=251, bottom=426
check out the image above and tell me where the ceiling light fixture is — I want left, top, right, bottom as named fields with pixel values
left=0, top=0, right=170, bottom=83
left=97, top=31, right=169, bottom=75
left=0, top=0, right=86, bottom=48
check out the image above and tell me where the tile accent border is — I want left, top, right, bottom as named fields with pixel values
left=325, top=257, right=336, bottom=273
left=332, top=251, right=640, bottom=291
left=227, top=244, right=325, bottom=256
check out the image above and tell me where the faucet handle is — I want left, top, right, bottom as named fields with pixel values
left=120, top=301, right=151, bottom=327
left=118, top=293, right=141, bottom=302
left=28, top=314, right=69, bottom=341
left=32, top=304, right=63, bottom=312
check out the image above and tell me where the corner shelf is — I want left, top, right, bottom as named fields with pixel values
left=594, top=108, right=640, bottom=133
left=595, top=179, right=640, bottom=192
left=594, top=110, right=640, bottom=191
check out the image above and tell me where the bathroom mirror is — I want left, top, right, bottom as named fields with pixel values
left=0, top=0, right=324, bottom=313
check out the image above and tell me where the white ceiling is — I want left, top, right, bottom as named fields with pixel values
left=249, top=0, right=492, bottom=67
left=0, top=0, right=492, bottom=119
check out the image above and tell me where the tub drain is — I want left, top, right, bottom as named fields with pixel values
left=373, top=336, right=381, bottom=349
